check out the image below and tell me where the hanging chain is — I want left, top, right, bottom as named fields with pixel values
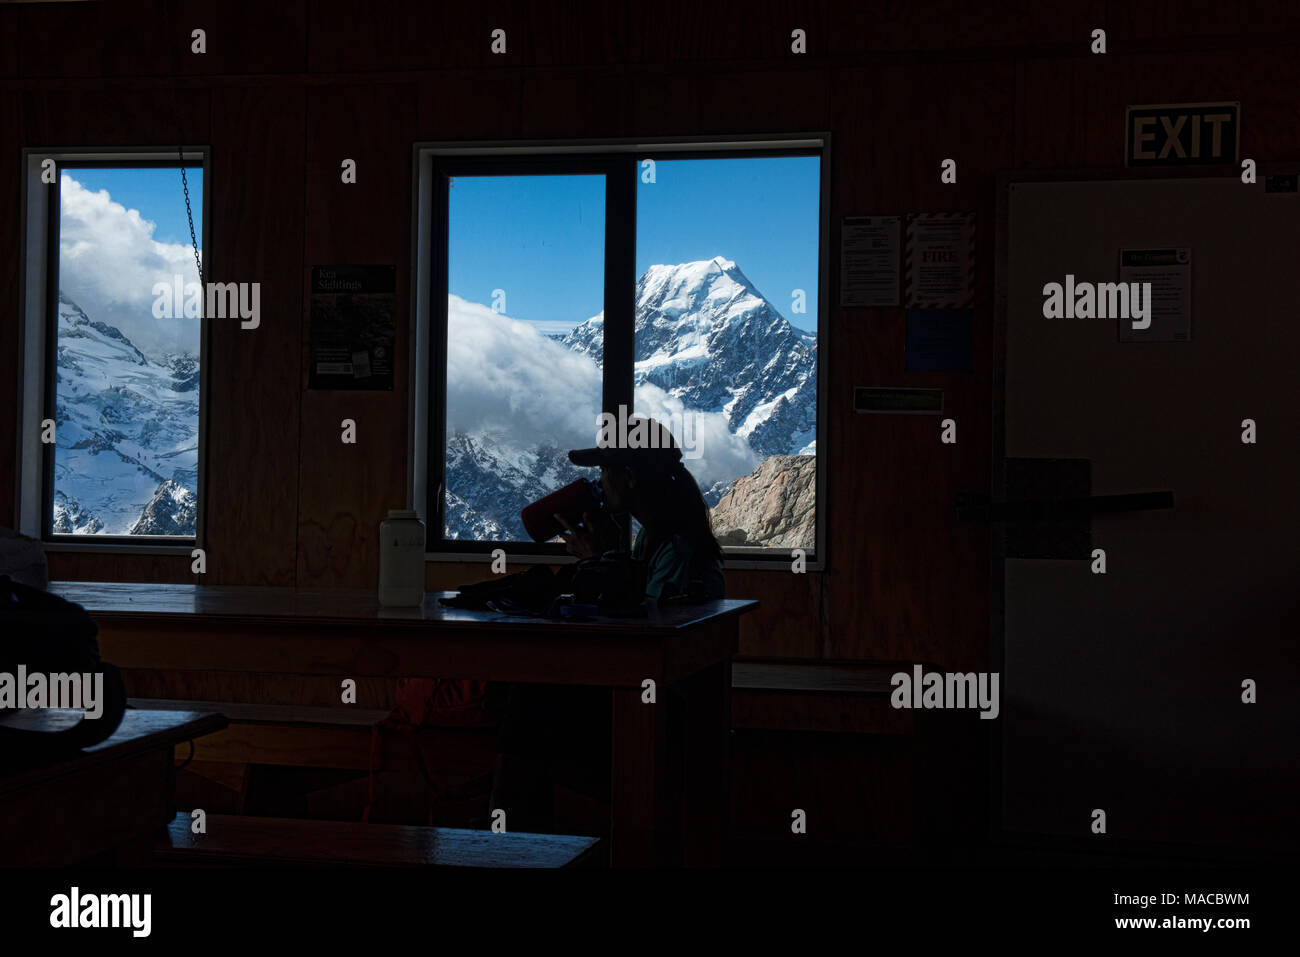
left=179, top=145, right=202, bottom=288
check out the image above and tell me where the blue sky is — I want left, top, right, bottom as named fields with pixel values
left=63, top=167, right=203, bottom=247
left=57, top=167, right=204, bottom=357
left=449, top=155, right=821, bottom=333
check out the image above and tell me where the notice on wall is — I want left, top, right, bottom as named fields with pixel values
left=853, top=386, right=944, bottom=414
left=905, top=212, right=974, bottom=308
left=309, top=265, right=396, bottom=390
left=1118, top=247, right=1191, bottom=342
left=840, top=216, right=900, bottom=307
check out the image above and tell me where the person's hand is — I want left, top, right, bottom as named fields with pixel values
left=555, top=511, right=603, bottom=560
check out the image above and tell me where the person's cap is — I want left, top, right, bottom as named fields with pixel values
left=568, top=416, right=684, bottom=469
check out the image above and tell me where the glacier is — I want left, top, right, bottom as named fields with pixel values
left=51, top=292, right=198, bottom=536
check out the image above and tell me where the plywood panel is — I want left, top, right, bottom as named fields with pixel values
left=521, top=0, right=631, bottom=67
left=311, top=0, right=602, bottom=73
left=826, top=61, right=1007, bottom=667
left=18, top=0, right=196, bottom=78
left=628, top=0, right=829, bottom=64
left=731, top=570, right=821, bottom=659
left=1110, top=0, right=1300, bottom=42
left=18, top=0, right=104, bottom=78
left=0, top=5, right=19, bottom=77
left=417, top=71, right=523, bottom=140
left=828, top=0, right=1103, bottom=55
left=520, top=69, right=632, bottom=139
left=203, top=86, right=304, bottom=585
left=296, top=84, right=415, bottom=588
left=46, top=553, right=192, bottom=584
left=308, top=0, right=444, bottom=74
left=172, top=0, right=307, bottom=76
left=21, top=88, right=210, bottom=147
left=631, top=67, right=829, bottom=136
left=1017, top=48, right=1300, bottom=169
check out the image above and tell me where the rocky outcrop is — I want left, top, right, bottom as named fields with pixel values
left=129, top=480, right=197, bottom=536
left=709, top=454, right=815, bottom=549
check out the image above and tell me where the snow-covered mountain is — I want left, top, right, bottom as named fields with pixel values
left=444, top=257, right=817, bottom=541
left=52, top=292, right=198, bottom=536
left=562, top=257, right=818, bottom=459
left=444, top=432, right=588, bottom=541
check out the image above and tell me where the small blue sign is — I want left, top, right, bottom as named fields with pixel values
left=906, top=309, right=972, bottom=372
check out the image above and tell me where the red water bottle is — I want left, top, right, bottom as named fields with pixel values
left=520, top=478, right=603, bottom=543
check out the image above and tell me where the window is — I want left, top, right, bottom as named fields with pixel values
left=443, top=170, right=606, bottom=543
left=413, top=137, right=827, bottom=567
left=18, top=150, right=209, bottom=549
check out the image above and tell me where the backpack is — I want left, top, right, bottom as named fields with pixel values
left=0, top=575, right=127, bottom=753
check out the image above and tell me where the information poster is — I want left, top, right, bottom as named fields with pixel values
left=905, top=212, right=975, bottom=308
left=840, top=216, right=900, bottom=307
left=309, top=265, right=396, bottom=390
left=1118, top=247, right=1191, bottom=342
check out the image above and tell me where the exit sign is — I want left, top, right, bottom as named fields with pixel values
left=1125, top=102, right=1239, bottom=167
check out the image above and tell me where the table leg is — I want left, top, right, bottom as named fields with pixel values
left=683, top=658, right=731, bottom=866
left=610, top=685, right=670, bottom=867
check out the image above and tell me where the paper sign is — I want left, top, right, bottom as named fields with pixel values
left=853, top=386, right=944, bottom=414
left=309, top=265, right=396, bottom=389
left=1118, top=248, right=1191, bottom=342
left=905, top=212, right=974, bottom=308
left=840, top=216, right=900, bottom=307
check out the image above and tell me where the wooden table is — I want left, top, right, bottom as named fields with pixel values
left=0, top=708, right=228, bottom=866
left=48, top=582, right=758, bottom=867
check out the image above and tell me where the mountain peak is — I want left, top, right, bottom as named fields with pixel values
left=635, top=257, right=770, bottom=323
left=57, top=291, right=149, bottom=366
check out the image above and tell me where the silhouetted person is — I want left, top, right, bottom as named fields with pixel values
left=485, top=417, right=725, bottom=833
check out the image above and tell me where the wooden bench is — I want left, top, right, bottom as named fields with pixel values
left=130, top=659, right=943, bottom=776
left=127, top=698, right=498, bottom=774
left=157, top=812, right=603, bottom=868
left=731, top=658, right=946, bottom=734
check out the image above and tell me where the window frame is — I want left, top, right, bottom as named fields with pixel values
left=16, top=147, right=212, bottom=553
left=411, top=135, right=830, bottom=570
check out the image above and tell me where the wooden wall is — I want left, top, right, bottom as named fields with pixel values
left=4, top=0, right=1300, bottom=674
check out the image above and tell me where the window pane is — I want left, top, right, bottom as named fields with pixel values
left=52, top=167, right=203, bottom=536
left=633, top=156, right=819, bottom=550
left=444, top=174, right=605, bottom=541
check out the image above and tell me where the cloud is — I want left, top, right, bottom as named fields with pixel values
left=448, top=294, right=758, bottom=488
left=58, top=175, right=201, bottom=358
left=631, top=384, right=760, bottom=486
left=447, top=294, right=602, bottom=448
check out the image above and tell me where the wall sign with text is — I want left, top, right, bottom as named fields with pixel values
left=1125, top=102, right=1239, bottom=167
left=309, top=265, right=396, bottom=390
left=904, top=212, right=975, bottom=309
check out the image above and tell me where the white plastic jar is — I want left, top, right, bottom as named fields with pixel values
left=378, top=509, right=426, bottom=606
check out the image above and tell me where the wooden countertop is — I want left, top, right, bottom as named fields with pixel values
left=47, top=581, right=759, bottom=635
left=0, top=708, right=228, bottom=795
